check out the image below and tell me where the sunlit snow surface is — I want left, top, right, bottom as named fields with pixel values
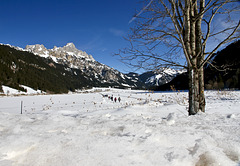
left=0, top=88, right=239, bottom=166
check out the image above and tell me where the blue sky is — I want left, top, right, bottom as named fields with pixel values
left=1, top=1, right=239, bottom=74
left=0, top=0, right=142, bottom=73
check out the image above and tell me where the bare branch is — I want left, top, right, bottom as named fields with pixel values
left=200, top=20, right=240, bottom=68
left=202, top=1, right=228, bottom=53
left=118, top=0, right=239, bottom=73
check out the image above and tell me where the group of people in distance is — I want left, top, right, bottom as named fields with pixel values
left=110, top=95, right=121, bottom=102
left=102, top=94, right=121, bottom=102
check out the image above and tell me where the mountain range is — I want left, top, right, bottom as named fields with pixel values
left=1, top=40, right=238, bottom=94
left=0, top=43, right=148, bottom=93
left=24, top=43, right=184, bottom=88
left=24, top=43, right=144, bottom=88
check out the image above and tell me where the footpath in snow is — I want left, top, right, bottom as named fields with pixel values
left=0, top=88, right=239, bottom=166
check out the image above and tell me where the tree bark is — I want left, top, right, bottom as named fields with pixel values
left=199, top=67, right=205, bottom=112
left=196, top=0, right=205, bottom=112
left=188, top=64, right=200, bottom=115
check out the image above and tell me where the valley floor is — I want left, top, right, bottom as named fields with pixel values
left=0, top=88, right=239, bottom=166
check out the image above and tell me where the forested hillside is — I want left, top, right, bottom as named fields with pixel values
left=205, top=40, right=240, bottom=89
left=0, top=45, right=98, bottom=93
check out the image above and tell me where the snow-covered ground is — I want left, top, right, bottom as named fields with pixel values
left=0, top=88, right=239, bottom=166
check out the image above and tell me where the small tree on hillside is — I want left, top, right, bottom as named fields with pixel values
left=118, top=0, right=240, bottom=115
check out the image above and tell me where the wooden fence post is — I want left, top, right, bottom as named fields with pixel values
left=21, top=101, right=23, bottom=114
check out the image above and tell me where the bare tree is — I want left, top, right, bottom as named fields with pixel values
left=118, top=0, right=240, bottom=115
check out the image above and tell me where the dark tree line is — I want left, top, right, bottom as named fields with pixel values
left=205, top=40, right=240, bottom=90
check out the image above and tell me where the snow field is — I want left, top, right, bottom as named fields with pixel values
left=0, top=88, right=239, bottom=166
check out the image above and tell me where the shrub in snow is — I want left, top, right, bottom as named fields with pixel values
left=163, top=113, right=176, bottom=125
left=227, top=114, right=236, bottom=119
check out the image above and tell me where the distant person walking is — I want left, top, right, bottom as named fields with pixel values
left=114, top=97, right=117, bottom=102
left=118, top=97, right=121, bottom=102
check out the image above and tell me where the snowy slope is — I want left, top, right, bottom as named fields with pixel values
left=141, top=68, right=187, bottom=87
left=1, top=85, right=44, bottom=95
left=0, top=89, right=239, bottom=166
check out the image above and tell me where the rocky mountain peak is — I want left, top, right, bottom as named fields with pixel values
left=65, top=42, right=76, bottom=48
left=25, top=44, right=48, bottom=57
left=25, top=43, right=95, bottom=61
left=62, top=43, right=77, bottom=52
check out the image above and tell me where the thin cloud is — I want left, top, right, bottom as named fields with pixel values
left=80, top=35, right=102, bottom=51
left=109, top=28, right=125, bottom=37
left=128, top=0, right=153, bottom=24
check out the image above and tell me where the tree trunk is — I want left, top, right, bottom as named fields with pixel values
left=188, top=67, right=194, bottom=115
left=199, top=66, right=205, bottom=112
left=188, top=64, right=200, bottom=115
left=196, top=0, right=206, bottom=113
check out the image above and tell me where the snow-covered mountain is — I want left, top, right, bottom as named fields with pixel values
left=25, top=43, right=143, bottom=88
left=139, top=68, right=187, bottom=87
left=25, top=43, right=94, bottom=63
